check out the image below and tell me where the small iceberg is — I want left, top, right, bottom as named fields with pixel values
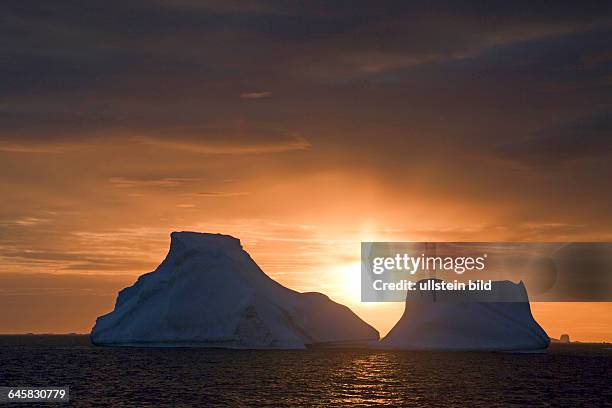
left=378, top=278, right=550, bottom=351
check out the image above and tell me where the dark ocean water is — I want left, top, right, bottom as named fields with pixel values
left=0, top=336, right=611, bottom=407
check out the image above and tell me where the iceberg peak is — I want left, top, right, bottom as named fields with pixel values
left=170, top=231, right=242, bottom=252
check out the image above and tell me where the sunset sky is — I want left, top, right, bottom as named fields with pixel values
left=1, top=1, right=612, bottom=341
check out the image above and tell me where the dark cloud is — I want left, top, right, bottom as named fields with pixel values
left=496, top=114, right=612, bottom=165
left=2, top=0, right=612, bottom=152
left=3, top=1, right=611, bottom=93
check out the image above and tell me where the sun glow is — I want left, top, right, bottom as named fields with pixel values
left=331, top=260, right=391, bottom=310
left=332, top=261, right=363, bottom=304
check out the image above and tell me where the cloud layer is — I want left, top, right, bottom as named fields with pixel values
left=1, top=1, right=612, bottom=339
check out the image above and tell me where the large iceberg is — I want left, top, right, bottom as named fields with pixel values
left=379, top=279, right=550, bottom=351
left=91, top=232, right=379, bottom=348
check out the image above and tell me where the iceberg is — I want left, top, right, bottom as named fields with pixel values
left=91, top=232, right=379, bottom=349
left=378, top=279, right=550, bottom=351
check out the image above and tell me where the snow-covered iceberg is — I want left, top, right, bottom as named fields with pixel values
left=91, top=232, right=379, bottom=349
left=378, top=279, right=549, bottom=351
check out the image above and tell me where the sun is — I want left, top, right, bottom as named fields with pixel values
left=331, top=261, right=364, bottom=304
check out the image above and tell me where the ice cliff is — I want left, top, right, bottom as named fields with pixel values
left=91, top=232, right=379, bottom=348
left=378, top=279, right=550, bottom=351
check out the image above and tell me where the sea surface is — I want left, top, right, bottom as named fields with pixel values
left=0, top=336, right=610, bottom=407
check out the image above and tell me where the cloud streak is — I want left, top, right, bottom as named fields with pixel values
left=183, top=191, right=250, bottom=197
left=240, top=91, right=272, bottom=99
left=137, top=135, right=311, bottom=155
left=109, top=177, right=206, bottom=188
